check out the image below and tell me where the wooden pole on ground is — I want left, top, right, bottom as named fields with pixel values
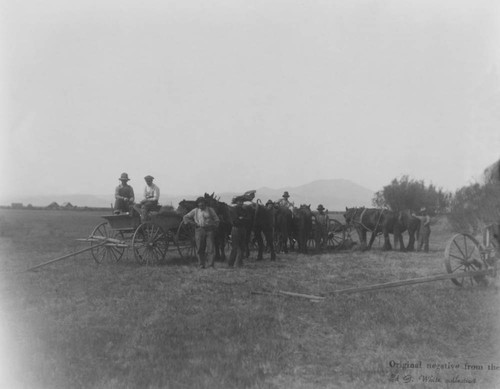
left=26, top=242, right=107, bottom=272
left=331, top=269, right=493, bottom=295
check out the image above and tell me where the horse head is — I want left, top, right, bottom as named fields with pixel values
left=344, top=207, right=362, bottom=225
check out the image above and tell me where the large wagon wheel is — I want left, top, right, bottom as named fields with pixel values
left=444, top=233, right=487, bottom=287
left=132, top=222, right=168, bottom=265
left=176, top=221, right=197, bottom=259
left=90, top=222, right=125, bottom=263
left=327, top=219, right=346, bottom=250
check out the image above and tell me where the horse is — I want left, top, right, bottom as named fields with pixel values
left=344, top=207, right=420, bottom=251
left=203, top=194, right=276, bottom=261
left=246, top=201, right=276, bottom=260
left=294, top=204, right=313, bottom=253
left=202, top=193, right=233, bottom=262
left=269, top=203, right=295, bottom=254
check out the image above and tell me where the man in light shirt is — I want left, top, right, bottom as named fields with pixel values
left=183, top=197, right=220, bottom=269
left=136, top=175, right=160, bottom=221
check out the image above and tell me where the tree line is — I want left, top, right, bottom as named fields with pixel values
left=372, top=175, right=500, bottom=234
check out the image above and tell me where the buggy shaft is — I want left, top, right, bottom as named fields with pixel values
left=26, top=242, right=107, bottom=272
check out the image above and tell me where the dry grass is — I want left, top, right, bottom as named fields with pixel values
left=0, top=209, right=499, bottom=388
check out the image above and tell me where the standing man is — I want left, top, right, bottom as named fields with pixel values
left=183, top=197, right=220, bottom=269
left=137, top=175, right=160, bottom=221
left=412, top=207, right=431, bottom=252
left=314, top=204, right=329, bottom=250
left=228, top=198, right=249, bottom=267
left=114, top=173, right=135, bottom=214
left=417, top=207, right=431, bottom=252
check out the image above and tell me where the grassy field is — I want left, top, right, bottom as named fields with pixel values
left=0, top=209, right=499, bottom=388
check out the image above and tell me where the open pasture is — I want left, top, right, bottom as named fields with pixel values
left=0, top=209, right=499, bottom=388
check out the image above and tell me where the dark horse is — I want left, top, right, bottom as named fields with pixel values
left=202, top=194, right=276, bottom=261
left=344, top=207, right=420, bottom=251
left=246, top=201, right=276, bottom=260
left=294, top=204, right=313, bottom=253
left=271, top=204, right=295, bottom=253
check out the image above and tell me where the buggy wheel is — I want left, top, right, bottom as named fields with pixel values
left=90, top=222, right=125, bottom=263
left=327, top=219, right=346, bottom=250
left=132, top=222, right=168, bottom=265
left=176, top=221, right=197, bottom=259
left=444, top=233, right=486, bottom=287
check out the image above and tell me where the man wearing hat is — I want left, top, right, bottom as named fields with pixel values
left=137, top=175, right=160, bottom=221
left=228, top=197, right=250, bottom=268
left=416, top=207, right=431, bottom=252
left=277, top=191, right=294, bottom=210
left=314, top=204, right=329, bottom=250
left=113, top=173, right=135, bottom=214
left=183, top=197, right=220, bottom=268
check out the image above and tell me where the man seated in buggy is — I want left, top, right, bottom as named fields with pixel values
left=133, top=175, right=161, bottom=221
left=114, top=173, right=135, bottom=215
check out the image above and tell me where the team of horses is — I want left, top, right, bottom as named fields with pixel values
left=176, top=193, right=425, bottom=261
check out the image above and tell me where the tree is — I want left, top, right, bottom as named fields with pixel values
left=372, top=176, right=450, bottom=214
left=448, top=181, right=500, bottom=233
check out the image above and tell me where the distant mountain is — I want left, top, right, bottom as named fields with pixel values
left=216, top=179, right=374, bottom=211
left=1, top=179, right=374, bottom=211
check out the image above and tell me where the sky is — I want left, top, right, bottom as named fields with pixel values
left=1, top=0, right=499, bottom=202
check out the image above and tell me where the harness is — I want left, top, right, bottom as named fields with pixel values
left=352, top=208, right=385, bottom=234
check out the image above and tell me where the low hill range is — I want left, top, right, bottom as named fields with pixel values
left=4, top=179, right=374, bottom=212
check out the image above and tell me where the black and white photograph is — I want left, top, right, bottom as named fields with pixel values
left=1, top=1, right=499, bottom=388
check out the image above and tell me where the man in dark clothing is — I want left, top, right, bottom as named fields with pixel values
left=412, top=207, right=431, bottom=252
left=114, top=173, right=135, bottom=214
left=228, top=198, right=250, bottom=267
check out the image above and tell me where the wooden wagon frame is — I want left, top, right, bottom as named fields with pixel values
left=82, top=211, right=197, bottom=265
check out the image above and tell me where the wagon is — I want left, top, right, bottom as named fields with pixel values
left=86, top=211, right=197, bottom=265
left=443, top=225, right=498, bottom=287
left=307, top=218, right=348, bottom=251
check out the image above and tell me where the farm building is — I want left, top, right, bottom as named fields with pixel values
left=61, top=202, right=75, bottom=209
left=46, top=202, right=60, bottom=210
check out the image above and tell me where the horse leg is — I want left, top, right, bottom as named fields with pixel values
left=265, top=227, right=276, bottom=260
left=367, top=231, right=377, bottom=250
left=382, top=231, right=392, bottom=250
left=254, top=229, right=264, bottom=261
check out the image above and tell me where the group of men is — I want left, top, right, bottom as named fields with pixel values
left=113, top=172, right=160, bottom=221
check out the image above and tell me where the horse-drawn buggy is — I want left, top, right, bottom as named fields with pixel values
left=85, top=210, right=197, bottom=265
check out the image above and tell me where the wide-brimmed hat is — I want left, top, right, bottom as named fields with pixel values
left=119, top=173, right=130, bottom=181
left=317, top=204, right=325, bottom=211
left=144, top=175, right=154, bottom=181
left=283, top=191, right=290, bottom=198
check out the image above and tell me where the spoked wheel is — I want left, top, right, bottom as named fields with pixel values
left=444, top=233, right=487, bottom=287
left=90, top=222, right=126, bottom=263
left=327, top=219, right=346, bottom=250
left=132, top=222, right=168, bottom=265
left=176, top=221, right=197, bottom=259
